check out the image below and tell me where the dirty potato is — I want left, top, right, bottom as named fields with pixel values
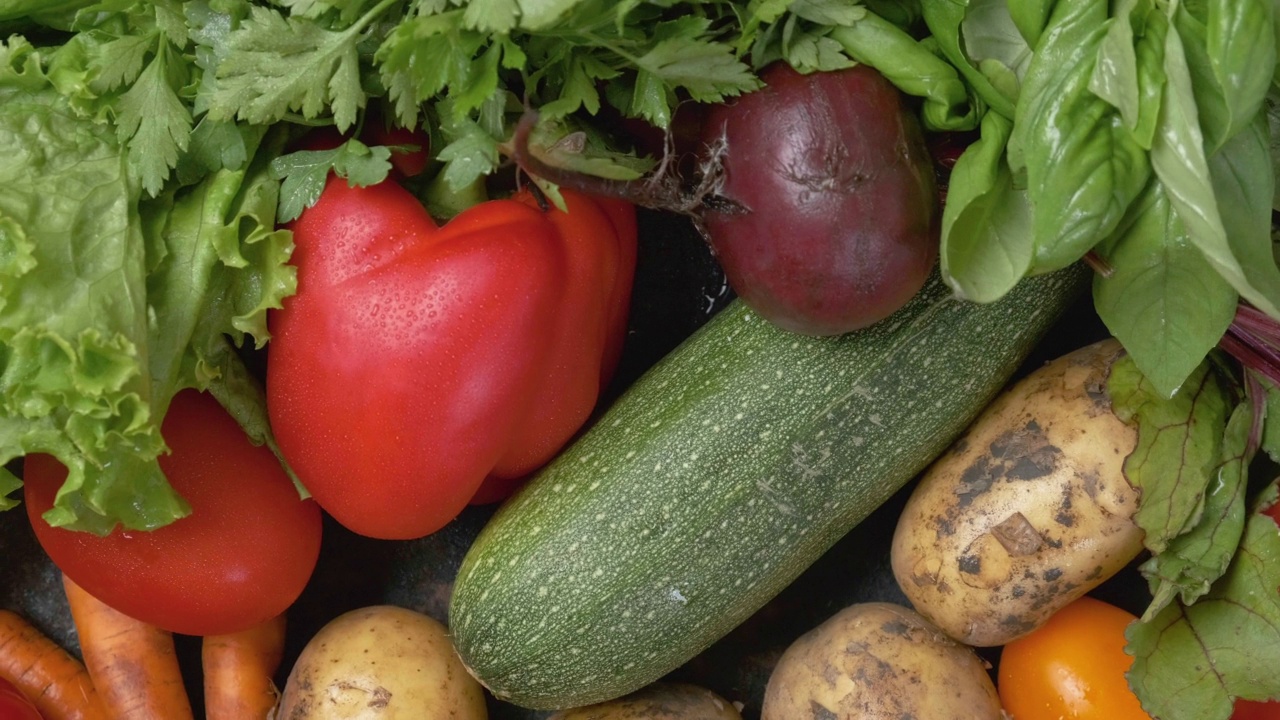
left=891, top=338, right=1144, bottom=647
left=761, top=602, right=1001, bottom=720
left=275, top=605, right=486, bottom=719
left=548, top=682, right=742, bottom=719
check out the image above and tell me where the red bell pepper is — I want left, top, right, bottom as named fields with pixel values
left=266, top=175, right=638, bottom=540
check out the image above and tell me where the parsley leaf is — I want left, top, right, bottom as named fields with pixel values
left=270, top=138, right=394, bottom=223
left=115, top=43, right=192, bottom=196
left=209, top=0, right=397, bottom=131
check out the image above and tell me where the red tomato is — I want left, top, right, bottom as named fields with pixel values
left=23, top=390, right=323, bottom=637
left=0, top=677, right=42, bottom=720
left=998, top=595, right=1153, bottom=720
left=1235, top=699, right=1280, bottom=720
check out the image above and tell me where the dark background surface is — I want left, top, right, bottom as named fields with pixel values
left=0, top=208, right=1149, bottom=719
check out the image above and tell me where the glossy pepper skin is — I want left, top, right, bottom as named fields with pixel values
left=266, top=176, right=638, bottom=540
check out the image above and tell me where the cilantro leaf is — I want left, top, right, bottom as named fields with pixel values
left=270, top=139, right=394, bottom=223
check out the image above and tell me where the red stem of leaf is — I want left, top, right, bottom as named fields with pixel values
left=1219, top=300, right=1280, bottom=391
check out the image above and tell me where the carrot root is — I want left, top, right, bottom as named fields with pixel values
left=202, top=613, right=287, bottom=720
left=0, top=607, right=108, bottom=720
left=62, top=574, right=195, bottom=720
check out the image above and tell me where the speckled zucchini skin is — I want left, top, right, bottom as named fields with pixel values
left=449, top=265, right=1089, bottom=710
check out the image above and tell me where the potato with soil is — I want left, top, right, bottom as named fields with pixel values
left=761, top=602, right=1001, bottom=720
left=275, top=605, right=486, bottom=719
left=548, top=682, right=742, bottom=719
left=891, top=338, right=1144, bottom=647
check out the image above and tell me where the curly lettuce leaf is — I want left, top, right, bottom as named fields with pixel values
left=0, top=38, right=295, bottom=533
left=0, top=40, right=180, bottom=534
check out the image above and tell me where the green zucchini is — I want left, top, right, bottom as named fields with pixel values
left=449, top=266, right=1088, bottom=709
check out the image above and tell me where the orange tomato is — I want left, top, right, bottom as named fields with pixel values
left=998, top=595, right=1152, bottom=720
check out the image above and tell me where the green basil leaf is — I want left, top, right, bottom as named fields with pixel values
left=1172, top=0, right=1275, bottom=156
left=962, top=0, right=1032, bottom=102
left=1013, top=0, right=1151, bottom=273
left=1089, top=0, right=1165, bottom=149
left=1269, top=97, right=1280, bottom=212
left=920, top=0, right=1019, bottom=118
left=1109, top=354, right=1233, bottom=552
left=1205, top=112, right=1280, bottom=316
left=1127, top=510, right=1280, bottom=720
left=828, top=13, right=978, bottom=131
left=939, top=111, right=1033, bottom=302
left=1139, top=396, right=1251, bottom=616
left=1150, top=21, right=1280, bottom=322
left=1093, top=180, right=1236, bottom=399
left=1007, top=0, right=1055, bottom=48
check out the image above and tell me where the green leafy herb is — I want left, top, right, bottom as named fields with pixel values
left=270, top=138, right=395, bottom=223
left=1012, top=0, right=1151, bottom=274
left=208, top=0, right=398, bottom=131
left=938, top=111, right=1033, bottom=303
left=1092, top=180, right=1237, bottom=398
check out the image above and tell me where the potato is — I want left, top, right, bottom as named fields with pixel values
left=275, top=605, right=486, bottom=719
left=891, top=338, right=1144, bottom=647
left=761, top=602, right=1001, bottom=720
left=548, top=682, right=742, bottom=719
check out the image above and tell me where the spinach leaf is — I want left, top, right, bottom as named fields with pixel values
left=1093, top=180, right=1237, bottom=399
left=938, top=111, right=1033, bottom=302
left=1013, top=0, right=1151, bottom=273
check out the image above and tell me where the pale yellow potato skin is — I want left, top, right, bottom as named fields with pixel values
left=548, top=682, right=742, bottom=719
left=274, top=605, right=487, bottom=720
left=761, top=602, right=1001, bottom=720
left=891, top=338, right=1143, bottom=647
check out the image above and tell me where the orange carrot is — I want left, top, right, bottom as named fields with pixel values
left=62, top=575, right=194, bottom=720
left=0, top=608, right=109, bottom=720
left=201, top=613, right=287, bottom=720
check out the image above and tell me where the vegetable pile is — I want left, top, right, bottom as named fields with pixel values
left=1, top=0, right=1279, bottom=719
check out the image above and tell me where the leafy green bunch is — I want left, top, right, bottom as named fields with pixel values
left=931, top=0, right=1277, bottom=400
